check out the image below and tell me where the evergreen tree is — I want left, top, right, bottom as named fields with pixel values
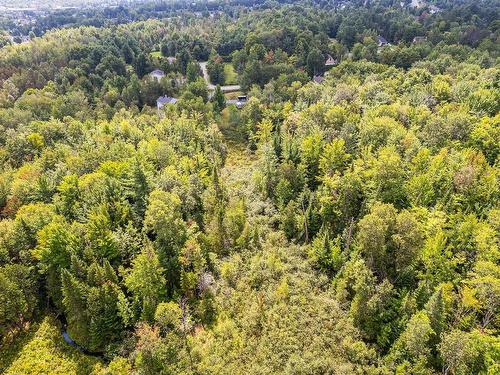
left=134, top=52, right=149, bottom=78
left=35, top=219, right=73, bottom=307
left=425, top=287, right=447, bottom=341
left=211, top=85, right=226, bottom=113
left=61, top=269, right=90, bottom=346
left=126, top=158, right=150, bottom=222
left=0, top=265, right=36, bottom=335
left=86, top=282, right=124, bottom=351
left=125, top=245, right=166, bottom=322
left=186, top=61, right=201, bottom=83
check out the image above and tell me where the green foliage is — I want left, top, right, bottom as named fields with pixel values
left=124, top=245, right=166, bottom=323
left=4, top=316, right=101, bottom=375
left=439, top=329, right=500, bottom=375
left=62, top=261, right=126, bottom=352
left=0, top=264, right=37, bottom=336
left=207, top=52, right=225, bottom=85
left=211, top=85, right=226, bottom=114
left=0, top=1, right=499, bottom=373
left=154, top=301, right=182, bottom=332
left=389, top=311, right=435, bottom=370
left=308, top=230, right=343, bottom=274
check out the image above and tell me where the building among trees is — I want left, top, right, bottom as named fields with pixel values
left=325, top=54, right=337, bottom=67
left=150, top=69, right=166, bottom=81
left=156, top=95, right=177, bottom=110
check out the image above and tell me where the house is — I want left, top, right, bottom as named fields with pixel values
left=157, top=96, right=177, bottom=110
left=236, top=95, right=247, bottom=109
left=325, top=54, right=338, bottom=67
left=226, top=95, right=248, bottom=109
left=313, top=75, right=324, bottom=84
left=377, top=35, right=389, bottom=47
left=412, top=36, right=427, bottom=44
left=150, top=69, right=165, bottom=81
left=166, top=56, right=177, bottom=64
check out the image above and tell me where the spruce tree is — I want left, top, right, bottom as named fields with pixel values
left=61, top=269, right=90, bottom=346
left=211, top=85, right=226, bottom=113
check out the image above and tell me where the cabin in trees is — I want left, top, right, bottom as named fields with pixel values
left=150, top=69, right=166, bottom=81
left=313, top=75, right=324, bottom=84
left=157, top=96, right=177, bottom=110
left=325, top=54, right=338, bottom=67
left=226, top=95, right=247, bottom=109
left=377, top=35, right=389, bottom=47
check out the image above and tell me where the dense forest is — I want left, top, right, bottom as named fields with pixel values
left=0, top=0, right=498, bottom=374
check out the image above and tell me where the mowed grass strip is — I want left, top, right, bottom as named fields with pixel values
left=224, top=63, right=238, bottom=85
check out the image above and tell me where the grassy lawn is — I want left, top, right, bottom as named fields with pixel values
left=150, top=50, right=162, bottom=58
left=224, top=91, right=244, bottom=99
left=224, top=63, right=238, bottom=85
left=2, top=316, right=102, bottom=375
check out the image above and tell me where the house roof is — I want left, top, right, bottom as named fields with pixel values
left=150, top=69, right=165, bottom=77
left=377, top=35, right=388, bottom=45
left=157, top=96, right=177, bottom=106
left=325, top=54, right=337, bottom=66
left=226, top=98, right=247, bottom=108
left=313, top=75, right=324, bottom=84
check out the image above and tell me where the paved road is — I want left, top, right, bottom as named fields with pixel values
left=199, top=61, right=241, bottom=92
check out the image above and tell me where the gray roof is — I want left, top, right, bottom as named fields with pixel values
left=150, top=69, right=165, bottom=77
left=377, top=35, right=388, bottom=45
left=157, top=96, right=177, bottom=106
left=226, top=98, right=246, bottom=109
